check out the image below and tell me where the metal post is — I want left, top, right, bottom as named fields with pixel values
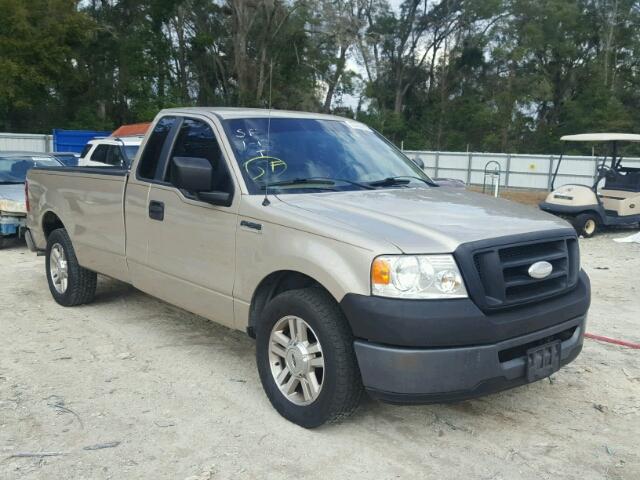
left=547, top=155, right=555, bottom=191
left=467, top=152, right=472, bottom=184
left=505, top=154, right=511, bottom=188
left=434, top=151, right=440, bottom=178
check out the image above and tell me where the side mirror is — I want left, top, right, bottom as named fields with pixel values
left=413, top=156, right=425, bottom=169
left=171, top=156, right=232, bottom=207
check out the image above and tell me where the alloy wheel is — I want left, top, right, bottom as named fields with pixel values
left=268, top=315, right=325, bottom=405
left=49, top=243, right=68, bottom=294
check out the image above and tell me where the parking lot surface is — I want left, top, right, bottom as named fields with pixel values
left=1, top=233, right=639, bottom=479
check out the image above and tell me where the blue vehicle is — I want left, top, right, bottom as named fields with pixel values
left=0, top=152, right=63, bottom=247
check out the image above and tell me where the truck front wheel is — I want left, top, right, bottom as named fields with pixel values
left=256, top=288, right=363, bottom=428
left=46, top=228, right=97, bottom=306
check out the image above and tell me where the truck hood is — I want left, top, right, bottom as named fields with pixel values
left=0, top=184, right=26, bottom=214
left=280, top=187, right=572, bottom=253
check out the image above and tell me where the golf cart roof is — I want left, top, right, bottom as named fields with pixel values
left=560, top=133, right=640, bottom=142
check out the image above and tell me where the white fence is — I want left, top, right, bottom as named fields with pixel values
left=0, top=132, right=53, bottom=152
left=405, top=150, right=640, bottom=190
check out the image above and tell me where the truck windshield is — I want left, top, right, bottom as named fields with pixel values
left=0, top=157, right=61, bottom=183
left=223, top=117, right=432, bottom=194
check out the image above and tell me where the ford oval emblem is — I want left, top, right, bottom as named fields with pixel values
left=528, top=261, right=553, bottom=279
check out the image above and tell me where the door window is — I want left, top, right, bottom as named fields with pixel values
left=90, top=145, right=109, bottom=164
left=105, top=146, right=125, bottom=166
left=138, top=116, right=177, bottom=179
left=166, top=118, right=233, bottom=194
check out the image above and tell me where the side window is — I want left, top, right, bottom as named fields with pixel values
left=90, top=145, right=109, bottom=164
left=105, top=146, right=125, bottom=167
left=138, top=116, right=176, bottom=179
left=166, top=118, right=232, bottom=194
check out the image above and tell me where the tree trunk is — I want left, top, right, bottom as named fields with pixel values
left=393, top=60, right=405, bottom=114
left=230, top=0, right=252, bottom=104
left=603, top=0, right=618, bottom=89
left=323, top=45, right=348, bottom=112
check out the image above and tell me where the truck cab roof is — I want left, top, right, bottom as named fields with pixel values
left=158, top=106, right=354, bottom=122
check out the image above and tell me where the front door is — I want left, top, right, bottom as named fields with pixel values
left=127, top=115, right=239, bottom=328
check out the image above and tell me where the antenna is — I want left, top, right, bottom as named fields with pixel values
left=262, top=60, right=274, bottom=206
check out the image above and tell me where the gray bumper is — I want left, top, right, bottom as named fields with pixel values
left=355, top=315, right=585, bottom=404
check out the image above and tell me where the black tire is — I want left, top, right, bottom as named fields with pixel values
left=256, top=288, right=363, bottom=428
left=572, top=213, right=599, bottom=238
left=46, top=228, right=97, bottom=306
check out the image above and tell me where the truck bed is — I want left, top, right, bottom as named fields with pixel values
left=26, top=166, right=130, bottom=282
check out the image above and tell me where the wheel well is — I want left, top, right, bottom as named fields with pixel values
left=42, top=211, right=64, bottom=239
left=248, top=270, right=326, bottom=338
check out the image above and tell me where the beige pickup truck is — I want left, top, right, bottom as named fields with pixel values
left=25, top=108, right=590, bottom=427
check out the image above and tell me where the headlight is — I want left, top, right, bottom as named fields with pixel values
left=371, top=255, right=467, bottom=299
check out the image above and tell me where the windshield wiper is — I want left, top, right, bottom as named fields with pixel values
left=260, top=178, right=338, bottom=191
left=260, top=177, right=375, bottom=191
left=368, top=176, right=438, bottom=188
left=307, top=177, right=376, bottom=190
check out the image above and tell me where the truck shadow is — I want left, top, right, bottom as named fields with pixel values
left=93, top=276, right=139, bottom=304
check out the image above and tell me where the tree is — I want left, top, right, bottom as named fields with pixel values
left=1, top=0, right=640, bottom=155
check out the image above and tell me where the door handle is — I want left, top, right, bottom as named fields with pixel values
left=148, top=200, right=165, bottom=221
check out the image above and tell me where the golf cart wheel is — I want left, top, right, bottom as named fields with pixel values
left=46, top=228, right=97, bottom=306
left=256, top=288, right=363, bottom=428
left=572, top=213, right=599, bottom=238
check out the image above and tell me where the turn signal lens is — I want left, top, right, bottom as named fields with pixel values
left=371, top=258, right=391, bottom=285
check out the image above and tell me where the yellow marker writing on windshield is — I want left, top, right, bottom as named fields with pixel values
left=244, top=156, right=287, bottom=180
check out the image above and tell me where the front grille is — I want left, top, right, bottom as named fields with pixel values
left=459, top=235, right=579, bottom=311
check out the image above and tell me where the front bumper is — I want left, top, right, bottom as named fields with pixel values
left=341, top=271, right=590, bottom=403
left=341, top=271, right=590, bottom=347
left=355, top=315, right=585, bottom=403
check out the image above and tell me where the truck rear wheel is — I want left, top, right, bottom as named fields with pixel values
left=46, top=228, right=97, bottom=306
left=256, top=288, right=363, bottom=428
left=572, top=213, right=599, bottom=238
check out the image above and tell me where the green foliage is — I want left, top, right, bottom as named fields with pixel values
left=0, top=0, right=639, bottom=154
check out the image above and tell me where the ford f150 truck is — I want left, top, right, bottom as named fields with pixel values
left=25, top=108, right=590, bottom=428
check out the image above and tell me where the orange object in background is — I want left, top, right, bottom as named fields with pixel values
left=111, top=122, right=151, bottom=137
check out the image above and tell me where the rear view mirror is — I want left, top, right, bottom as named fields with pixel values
left=170, top=156, right=232, bottom=206
left=171, top=156, right=212, bottom=192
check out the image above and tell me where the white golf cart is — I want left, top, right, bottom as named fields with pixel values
left=540, top=133, right=640, bottom=237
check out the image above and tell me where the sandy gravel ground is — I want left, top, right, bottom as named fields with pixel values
left=1, top=233, right=639, bottom=480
